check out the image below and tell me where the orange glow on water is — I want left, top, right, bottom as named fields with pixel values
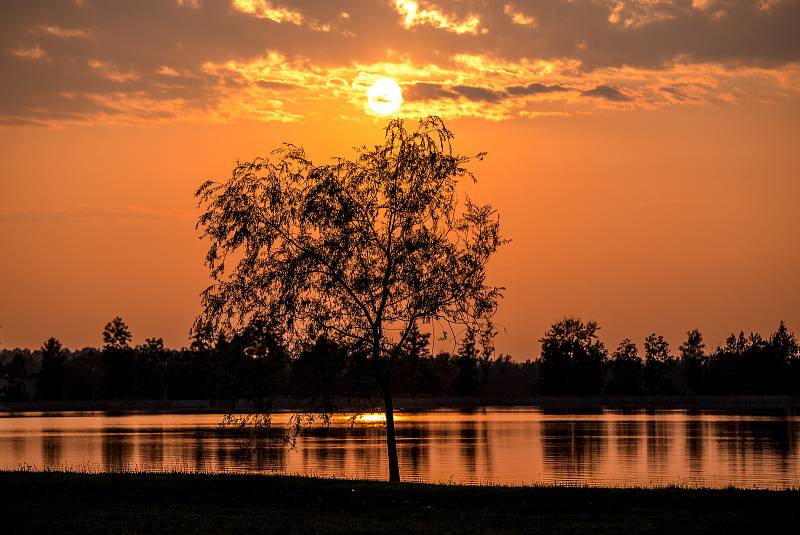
left=1, top=409, right=799, bottom=489
left=353, top=413, right=387, bottom=424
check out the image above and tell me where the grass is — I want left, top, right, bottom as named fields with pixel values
left=3, top=470, right=798, bottom=534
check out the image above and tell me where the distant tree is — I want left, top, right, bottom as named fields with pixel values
left=212, top=319, right=289, bottom=410
left=39, top=337, right=66, bottom=400
left=62, top=347, right=102, bottom=401
left=397, top=321, right=431, bottom=399
left=770, top=321, right=799, bottom=360
left=478, top=324, right=497, bottom=389
left=1, top=351, right=30, bottom=401
left=100, top=317, right=135, bottom=398
left=539, top=318, right=607, bottom=395
left=679, top=329, right=705, bottom=394
left=643, top=333, right=675, bottom=395
left=644, top=334, right=670, bottom=363
left=452, top=328, right=480, bottom=396
left=290, top=335, right=347, bottom=413
left=483, top=355, right=538, bottom=397
left=735, top=326, right=789, bottom=394
left=195, top=116, right=504, bottom=482
left=605, top=338, right=643, bottom=395
left=679, top=329, right=705, bottom=361
left=136, top=337, right=169, bottom=399
left=771, top=321, right=800, bottom=394
left=102, top=317, right=132, bottom=351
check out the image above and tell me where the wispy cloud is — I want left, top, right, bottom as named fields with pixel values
left=31, top=24, right=92, bottom=39
left=232, top=0, right=303, bottom=25
left=503, top=4, right=536, bottom=27
left=392, top=0, right=484, bottom=35
left=88, top=59, right=139, bottom=83
left=12, top=45, right=47, bottom=60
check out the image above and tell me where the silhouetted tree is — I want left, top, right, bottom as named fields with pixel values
left=606, top=338, right=643, bottom=395
left=136, top=337, right=169, bottom=399
left=771, top=321, right=799, bottom=358
left=2, top=319, right=798, bottom=402
left=644, top=333, right=675, bottom=394
left=194, top=116, right=504, bottom=482
left=679, top=329, right=705, bottom=394
left=713, top=331, right=772, bottom=394
left=478, top=324, right=497, bottom=390
left=771, top=321, right=800, bottom=394
left=39, top=337, right=66, bottom=400
left=100, top=317, right=135, bottom=398
left=1, top=351, right=30, bottom=401
left=396, top=321, right=431, bottom=399
left=211, top=319, right=289, bottom=410
left=483, top=355, right=538, bottom=397
left=102, top=317, right=132, bottom=351
left=539, top=318, right=607, bottom=395
left=453, top=328, right=480, bottom=396
left=62, top=347, right=101, bottom=400
left=291, top=336, right=348, bottom=413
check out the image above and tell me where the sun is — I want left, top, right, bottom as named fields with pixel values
left=367, top=77, right=403, bottom=116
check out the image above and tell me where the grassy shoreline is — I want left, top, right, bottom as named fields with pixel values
left=3, top=394, right=800, bottom=414
left=3, top=470, right=798, bottom=534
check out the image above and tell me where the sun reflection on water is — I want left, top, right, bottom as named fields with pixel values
left=354, top=413, right=386, bottom=424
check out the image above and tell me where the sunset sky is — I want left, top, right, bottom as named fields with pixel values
left=1, top=0, right=798, bottom=357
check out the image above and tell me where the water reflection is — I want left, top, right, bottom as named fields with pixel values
left=1, top=409, right=799, bottom=488
left=646, top=418, right=670, bottom=474
left=404, top=424, right=430, bottom=476
left=541, top=420, right=606, bottom=480
left=460, top=421, right=478, bottom=474
left=41, top=430, right=62, bottom=469
left=614, top=419, right=642, bottom=469
left=102, top=427, right=132, bottom=472
left=140, top=427, right=164, bottom=471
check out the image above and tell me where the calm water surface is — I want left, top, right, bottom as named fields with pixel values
left=1, top=408, right=798, bottom=488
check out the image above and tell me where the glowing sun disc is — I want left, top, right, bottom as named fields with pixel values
left=367, top=77, right=403, bottom=116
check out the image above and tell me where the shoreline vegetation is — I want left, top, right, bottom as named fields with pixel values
left=3, top=395, right=800, bottom=414
left=3, top=318, right=798, bottom=409
left=2, top=471, right=798, bottom=534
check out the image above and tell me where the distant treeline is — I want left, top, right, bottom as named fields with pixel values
left=1, top=317, right=799, bottom=403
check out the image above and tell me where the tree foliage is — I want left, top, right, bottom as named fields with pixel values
left=539, top=318, right=607, bottom=395
left=194, top=116, right=504, bottom=481
left=102, top=317, right=132, bottom=351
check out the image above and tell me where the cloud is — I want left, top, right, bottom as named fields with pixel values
left=232, top=0, right=303, bottom=25
left=405, top=82, right=459, bottom=101
left=503, top=4, right=536, bottom=27
left=31, top=25, right=92, bottom=39
left=581, top=85, right=631, bottom=101
left=452, top=85, right=505, bottom=102
left=392, top=0, right=483, bottom=35
left=692, top=0, right=714, bottom=10
left=88, top=59, right=139, bottom=83
left=0, top=0, right=798, bottom=126
left=11, top=45, right=47, bottom=60
left=157, top=65, right=182, bottom=77
left=606, top=0, right=677, bottom=29
left=506, top=82, right=571, bottom=96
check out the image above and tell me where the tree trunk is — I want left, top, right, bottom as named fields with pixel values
left=383, top=385, right=401, bottom=482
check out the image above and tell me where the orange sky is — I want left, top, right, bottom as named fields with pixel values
left=1, top=1, right=799, bottom=357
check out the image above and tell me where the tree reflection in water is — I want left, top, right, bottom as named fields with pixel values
left=1, top=410, right=799, bottom=488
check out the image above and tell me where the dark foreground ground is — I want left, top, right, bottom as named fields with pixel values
left=1, top=471, right=798, bottom=534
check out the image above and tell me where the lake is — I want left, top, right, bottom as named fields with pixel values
left=1, top=408, right=798, bottom=488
